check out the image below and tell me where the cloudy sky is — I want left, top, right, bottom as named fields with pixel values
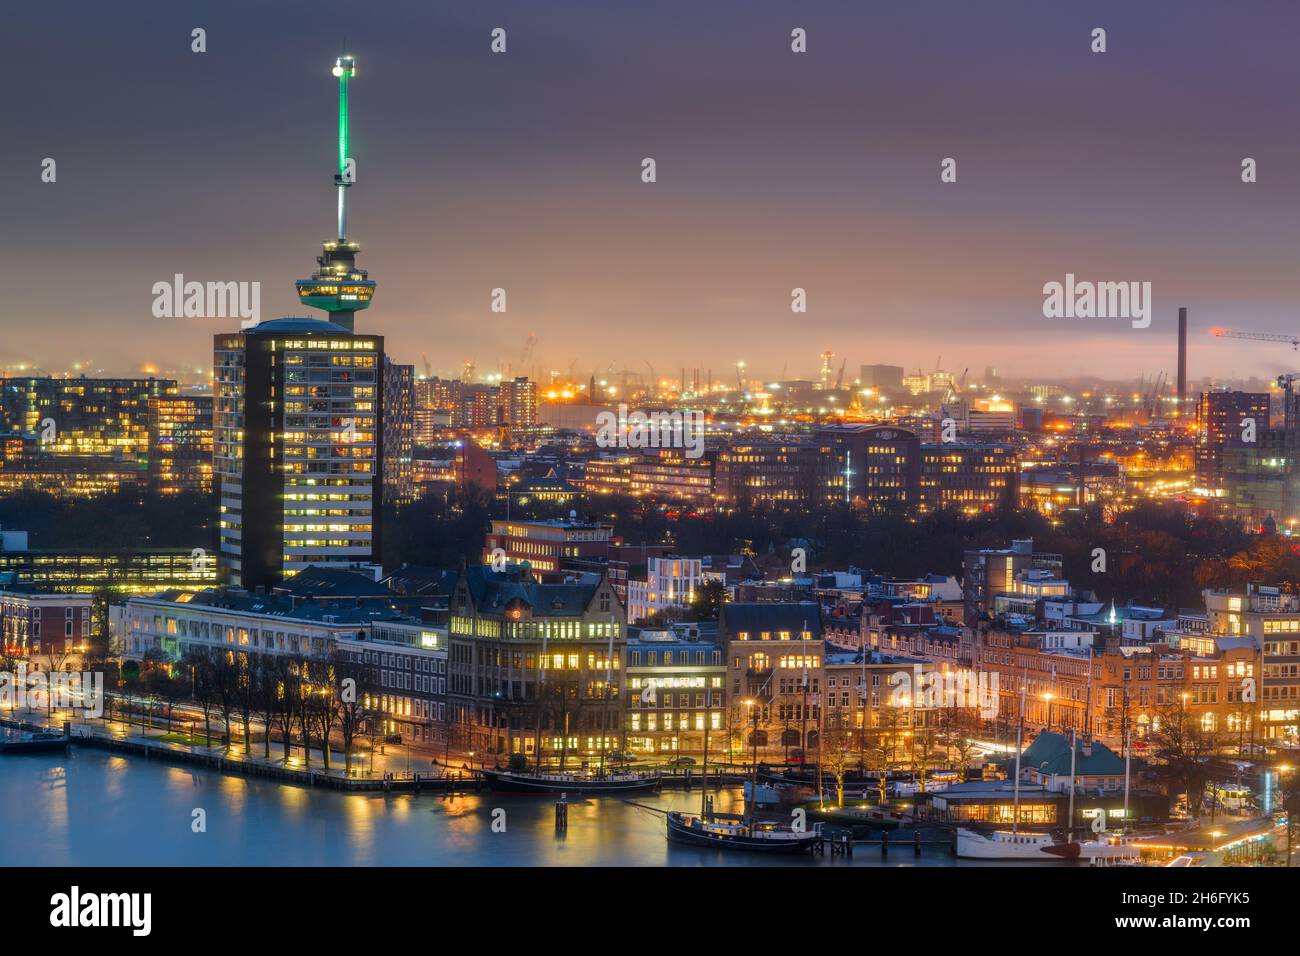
left=6, top=0, right=1300, bottom=385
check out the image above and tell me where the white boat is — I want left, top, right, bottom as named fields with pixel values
left=955, top=828, right=1072, bottom=860
left=1066, top=837, right=1142, bottom=862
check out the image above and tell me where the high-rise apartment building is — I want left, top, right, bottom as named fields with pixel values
left=214, top=319, right=384, bottom=590
left=147, top=394, right=214, bottom=495
left=383, top=359, right=414, bottom=505
left=1194, top=390, right=1271, bottom=498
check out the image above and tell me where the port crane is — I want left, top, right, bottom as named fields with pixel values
left=1212, top=328, right=1300, bottom=349
left=1213, top=325, right=1300, bottom=437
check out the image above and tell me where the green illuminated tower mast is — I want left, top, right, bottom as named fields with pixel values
left=295, top=54, right=376, bottom=332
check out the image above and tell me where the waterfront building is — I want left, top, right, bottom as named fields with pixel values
left=721, top=602, right=824, bottom=755
left=338, top=619, right=448, bottom=745
left=625, top=622, right=726, bottom=756
left=446, top=564, right=626, bottom=759
left=1018, top=730, right=1126, bottom=790
left=0, top=587, right=93, bottom=655
left=121, top=586, right=411, bottom=662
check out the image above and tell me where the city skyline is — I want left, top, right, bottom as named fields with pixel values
left=3, top=5, right=1299, bottom=898
left=9, top=0, right=1300, bottom=383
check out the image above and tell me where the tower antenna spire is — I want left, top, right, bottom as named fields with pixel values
left=332, top=54, right=355, bottom=241
left=294, top=53, right=376, bottom=333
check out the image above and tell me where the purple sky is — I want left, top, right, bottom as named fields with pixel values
left=6, top=0, right=1300, bottom=385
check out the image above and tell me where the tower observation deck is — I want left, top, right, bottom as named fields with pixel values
left=294, top=54, right=376, bottom=332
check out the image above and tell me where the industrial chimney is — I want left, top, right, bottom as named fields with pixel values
left=1177, top=307, right=1188, bottom=418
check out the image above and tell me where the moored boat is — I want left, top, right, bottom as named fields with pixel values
left=955, top=827, right=1078, bottom=860
left=481, top=767, right=661, bottom=794
left=666, top=810, right=823, bottom=852
left=0, top=731, right=71, bottom=755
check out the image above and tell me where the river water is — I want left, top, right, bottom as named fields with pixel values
left=0, top=749, right=981, bottom=866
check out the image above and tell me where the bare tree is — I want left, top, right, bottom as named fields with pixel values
left=333, top=650, right=371, bottom=776
left=293, top=659, right=314, bottom=768
left=821, top=709, right=855, bottom=807
left=143, top=656, right=183, bottom=733
left=233, top=652, right=255, bottom=753
left=43, top=643, right=74, bottom=716
left=937, top=705, right=981, bottom=781
left=1147, top=704, right=1232, bottom=823
left=213, top=651, right=239, bottom=748
left=184, top=647, right=217, bottom=746
left=251, top=654, right=280, bottom=759
left=867, top=707, right=904, bottom=803
left=272, top=656, right=299, bottom=763
left=307, top=657, right=340, bottom=773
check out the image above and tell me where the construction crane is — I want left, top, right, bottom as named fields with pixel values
left=1213, top=328, right=1300, bottom=349
left=516, top=333, right=538, bottom=373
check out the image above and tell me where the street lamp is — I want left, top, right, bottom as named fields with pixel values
left=1042, top=692, right=1054, bottom=731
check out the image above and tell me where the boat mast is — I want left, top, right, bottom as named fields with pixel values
left=600, top=616, right=614, bottom=776
left=534, top=629, right=549, bottom=770
left=1013, top=669, right=1026, bottom=833
left=748, top=669, right=774, bottom=834
left=1122, top=727, right=1131, bottom=833
left=1067, top=727, right=1077, bottom=842
left=700, top=687, right=710, bottom=818
left=816, top=685, right=825, bottom=806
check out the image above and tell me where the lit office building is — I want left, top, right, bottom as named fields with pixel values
left=920, top=443, right=1018, bottom=514
left=0, top=376, right=172, bottom=459
left=214, top=319, right=384, bottom=590
left=1203, top=584, right=1300, bottom=742
left=1194, top=390, right=1272, bottom=498
left=815, top=424, right=920, bottom=511
left=482, top=517, right=612, bottom=576
left=714, top=439, right=839, bottom=509
left=626, top=622, right=726, bottom=755
left=447, top=564, right=626, bottom=758
left=383, top=358, right=415, bottom=505
left=147, top=394, right=214, bottom=495
left=498, top=376, right=538, bottom=430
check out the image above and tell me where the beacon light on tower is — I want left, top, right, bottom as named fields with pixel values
left=295, top=54, right=376, bottom=332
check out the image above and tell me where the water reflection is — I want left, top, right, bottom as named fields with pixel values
left=0, top=750, right=965, bottom=867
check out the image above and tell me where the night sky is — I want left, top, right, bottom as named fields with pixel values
left=6, top=0, right=1300, bottom=384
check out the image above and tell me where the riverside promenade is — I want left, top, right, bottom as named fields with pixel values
left=0, top=706, right=483, bottom=793
left=1, top=704, right=743, bottom=793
